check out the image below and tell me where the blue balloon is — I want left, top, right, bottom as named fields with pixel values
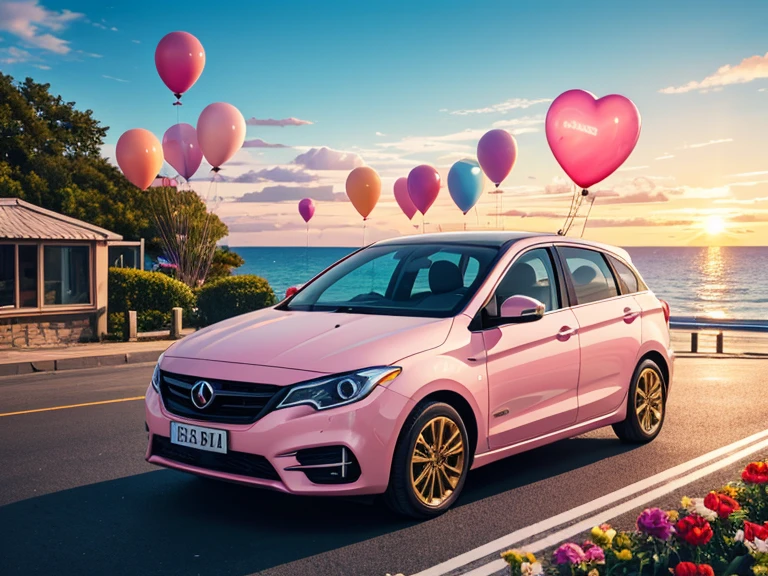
left=447, top=158, right=485, bottom=214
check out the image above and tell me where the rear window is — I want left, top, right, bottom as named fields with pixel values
left=559, top=247, right=619, bottom=305
left=608, top=255, right=646, bottom=294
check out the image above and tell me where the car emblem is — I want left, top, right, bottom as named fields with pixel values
left=190, top=380, right=215, bottom=409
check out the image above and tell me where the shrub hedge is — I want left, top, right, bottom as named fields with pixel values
left=196, top=275, right=276, bottom=327
left=108, top=267, right=196, bottom=334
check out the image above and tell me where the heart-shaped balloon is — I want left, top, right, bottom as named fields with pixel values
left=545, top=89, right=641, bottom=189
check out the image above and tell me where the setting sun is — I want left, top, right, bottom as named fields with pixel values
left=705, top=215, right=727, bottom=235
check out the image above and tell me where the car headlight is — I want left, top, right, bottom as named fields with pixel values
left=151, top=354, right=163, bottom=393
left=277, top=367, right=401, bottom=411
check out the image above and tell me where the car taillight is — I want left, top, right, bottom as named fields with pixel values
left=660, top=299, right=670, bottom=324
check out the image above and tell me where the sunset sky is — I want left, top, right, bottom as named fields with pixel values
left=1, top=0, right=767, bottom=247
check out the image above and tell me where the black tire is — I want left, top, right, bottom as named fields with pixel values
left=385, top=401, right=471, bottom=519
left=612, top=359, right=666, bottom=443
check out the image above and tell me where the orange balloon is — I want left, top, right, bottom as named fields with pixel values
left=116, top=129, right=164, bottom=190
left=345, top=166, right=381, bottom=220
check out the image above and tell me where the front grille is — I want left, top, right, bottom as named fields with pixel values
left=288, top=446, right=361, bottom=484
left=159, top=371, right=283, bottom=424
left=151, top=435, right=280, bottom=481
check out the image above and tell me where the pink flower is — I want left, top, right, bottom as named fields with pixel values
left=554, top=543, right=586, bottom=565
left=584, top=546, right=605, bottom=563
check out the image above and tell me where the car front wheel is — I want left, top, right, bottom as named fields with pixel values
left=385, top=401, right=470, bottom=518
left=613, top=359, right=666, bottom=443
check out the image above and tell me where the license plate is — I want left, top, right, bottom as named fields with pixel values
left=170, top=422, right=227, bottom=454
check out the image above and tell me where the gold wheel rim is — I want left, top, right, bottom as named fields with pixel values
left=410, top=416, right=465, bottom=508
left=635, top=368, right=663, bottom=435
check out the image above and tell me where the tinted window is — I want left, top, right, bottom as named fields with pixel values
left=44, top=246, right=90, bottom=305
left=492, top=248, right=560, bottom=314
left=287, top=243, right=499, bottom=318
left=560, top=247, right=619, bottom=305
left=0, top=245, right=14, bottom=308
left=608, top=255, right=642, bottom=294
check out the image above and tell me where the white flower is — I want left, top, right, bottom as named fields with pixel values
left=687, top=498, right=718, bottom=521
left=521, top=562, right=544, bottom=576
left=735, top=529, right=745, bottom=542
left=752, top=538, right=768, bottom=553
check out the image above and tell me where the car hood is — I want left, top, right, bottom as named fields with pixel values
left=166, top=308, right=453, bottom=374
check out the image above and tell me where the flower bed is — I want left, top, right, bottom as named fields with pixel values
left=501, top=461, right=768, bottom=576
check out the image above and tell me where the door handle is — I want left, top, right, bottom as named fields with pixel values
left=623, top=307, right=641, bottom=323
left=557, top=326, right=577, bottom=340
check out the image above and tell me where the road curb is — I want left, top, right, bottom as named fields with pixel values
left=0, top=349, right=164, bottom=377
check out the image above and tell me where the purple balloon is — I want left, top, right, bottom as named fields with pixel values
left=394, top=177, right=418, bottom=220
left=298, top=198, right=315, bottom=223
left=407, top=165, right=441, bottom=215
left=477, top=129, right=518, bottom=187
left=162, top=123, right=203, bottom=181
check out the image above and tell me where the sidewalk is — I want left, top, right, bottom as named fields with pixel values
left=0, top=337, right=182, bottom=377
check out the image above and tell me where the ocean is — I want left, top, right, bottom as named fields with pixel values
left=231, top=246, right=768, bottom=320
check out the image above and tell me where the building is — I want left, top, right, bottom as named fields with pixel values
left=0, top=198, right=133, bottom=348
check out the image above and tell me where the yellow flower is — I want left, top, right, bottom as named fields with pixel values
left=501, top=550, right=523, bottom=565
left=615, top=549, right=633, bottom=561
left=588, top=570, right=600, bottom=576
left=681, top=496, right=692, bottom=509
left=590, top=525, right=616, bottom=546
left=721, top=485, right=741, bottom=499
left=667, top=510, right=679, bottom=522
left=525, top=552, right=537, bottom=564
left=753, top=566, right=768, bottom=576
left=614, top=532, right=632, bottom=550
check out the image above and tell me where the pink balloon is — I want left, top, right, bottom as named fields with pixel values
left=477, top=129, right=518, bottom=187
left=545, top=89, right=641, bottom=189
left=162, top=123, right=203, bottom=181
left=196, top=102, right=246, bottom=170
left=407, top=165, right=441, bottom=215
left=394, top=177, right=418, bottom=220
left=298, top=198, right=315, bottom=223
left=155, top=32, right=205, bottom=100
left=116, top=129, right=164, bottom=191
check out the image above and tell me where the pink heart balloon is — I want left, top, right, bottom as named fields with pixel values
left=545, top=89, right=641, bottom=190
left=394, top=177, right=418, bottom=220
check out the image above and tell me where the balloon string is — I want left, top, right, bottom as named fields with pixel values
left=305, top=223, right=309, bottom=276
left=500, top=191, right=504, bottom=231
left=580, top=197, right=596, bottom=238
left=362, top=220, right=366, bottom=247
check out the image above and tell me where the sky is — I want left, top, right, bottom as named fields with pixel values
left=1, top=0, right=767, bottom=247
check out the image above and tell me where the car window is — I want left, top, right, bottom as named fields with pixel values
left=318, top=251, right=400, bottom=303
left=607, top=255, right=642, bottom=294
left=491, top=248, right=560, bottom=314
left=410, top=251, right=481, bottom=297
left=559, top=247, right=619, bottom=305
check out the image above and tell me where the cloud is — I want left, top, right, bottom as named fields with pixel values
left=378, top=125, right=538, bottom=155
left=491, top=114, right=546, bottom=129
left=660, top=52, right=768, bottom=94
left=728, top=170, right=768, bottom=178
left=726, top=180, right=768, bottom=188
left=544, top=177, right=573, bottom=195
left=131, top=39, right=140, bottom=44
left=237, top=185, right=346, bottom=203
left=375, top=131, right=386, bottom=137
left=448, top=98, right=552, bottom=115
left=221, top=218, right=311, bottom=234
left=617, top=165, right=650, bottom=172
left=655, top=154, right=675, bottom=161
left=33, top=63, right=49, bottom=69
left=714, top=196, right=768, bottom=205
left=587, top=217, right=694, bottom=228
left=500, top=209, right=562, bottom=218
left=242, top=138, right=288, bottom=148
left=729, top=213, right=768, bottom=223
left=0, top=46, right=33, bottom=63
left=595, top=190, right=669, bottom=205
left=0, top=0, right=83, bottom=54
left=682, top=138, right=733, bottom=149
left=292, top=147, right=364, bottom=170
left=760, top=88, right=766, bottom=92
left=102, top=74, right=128, bottom=83
left=591, top=177, right=671, bottom=205
left=246, top=117, right=313, bottom=127
left=229, top=166, right=318, bottom=184
left=76, top=49, right=102, bottom=58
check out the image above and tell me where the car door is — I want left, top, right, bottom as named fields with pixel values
left=481, top=247, right=581, bottom=450
left=555, top=245, right=643, bottom=423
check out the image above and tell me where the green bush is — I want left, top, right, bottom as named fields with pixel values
left=108, top=268, right=196, bottom=335
left=196, top=275, right=276, bottom=327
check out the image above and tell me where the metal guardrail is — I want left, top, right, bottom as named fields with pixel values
left=669, top=316, right=768, bottom=354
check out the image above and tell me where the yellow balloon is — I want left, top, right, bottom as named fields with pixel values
left=345, top=166, right=381, bottom=220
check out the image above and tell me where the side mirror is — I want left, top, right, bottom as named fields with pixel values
left=499, top=295, right=545, bottom=323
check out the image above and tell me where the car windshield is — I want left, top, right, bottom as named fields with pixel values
left=284, top=243, right=500, bottom=317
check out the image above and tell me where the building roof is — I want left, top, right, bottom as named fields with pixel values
left=0, top=198, right=123, bottom=241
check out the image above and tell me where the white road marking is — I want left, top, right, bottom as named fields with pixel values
left=412, top=427, right=768, bottom=576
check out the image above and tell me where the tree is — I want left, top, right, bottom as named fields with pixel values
left=207, top=246, right=245, bottom=283
left=0, top=73, right=228, bottom=262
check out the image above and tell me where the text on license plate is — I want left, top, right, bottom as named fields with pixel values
left=170, top=422, right=227, bottom=454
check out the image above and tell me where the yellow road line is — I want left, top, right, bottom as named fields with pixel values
left=0, top=396, right=146, bottom=418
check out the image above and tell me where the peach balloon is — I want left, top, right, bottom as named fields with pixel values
left=345, top=166, right=381, bottom=220
left=116, top=129, right=164, bottom=190
left=196, top=102, right=246, bottom=170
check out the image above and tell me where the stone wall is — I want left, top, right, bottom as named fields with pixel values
left=0, top=314, right=96, bottom=348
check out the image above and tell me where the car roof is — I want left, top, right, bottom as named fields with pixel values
left=374, top=231, right=556, bottom=247
left=372, top=231, right=634, bottom=263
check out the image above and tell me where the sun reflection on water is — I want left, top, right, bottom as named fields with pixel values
left=695, top=246, right=728, bottom=319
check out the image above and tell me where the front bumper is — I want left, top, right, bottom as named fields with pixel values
left=145, top=380, right=414, bottom=496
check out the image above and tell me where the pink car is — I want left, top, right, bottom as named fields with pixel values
left=145, top=232, right=673, bottom=518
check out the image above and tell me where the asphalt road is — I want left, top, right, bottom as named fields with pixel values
left=1, top=358, right=767, bottom=576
